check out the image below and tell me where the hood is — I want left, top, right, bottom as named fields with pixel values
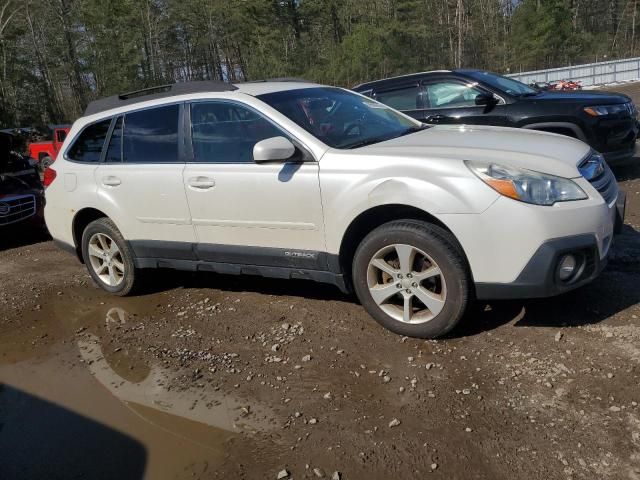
left=0, top=132, right=31, bottom=173
left=0, top=132, right=42, bottom=191
left=355, top=125, right=590, bottom=178
left=523, top=89, right=631, bottom=104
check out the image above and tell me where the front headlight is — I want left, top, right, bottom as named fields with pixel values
left=465, top=161, right=587, bottom=206
left=584, top=103, right=633, bottom=117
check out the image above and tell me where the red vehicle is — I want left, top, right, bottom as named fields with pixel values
left=28, top=125, right=70, bottom=170
left=549, top=79, right=583, bottom=91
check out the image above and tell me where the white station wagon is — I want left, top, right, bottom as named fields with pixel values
left=44, top=80, right=624, bottom=338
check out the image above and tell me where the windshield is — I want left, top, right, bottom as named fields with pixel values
left=257, top=87, right=422, bottom=149
left=464, top=71, right=537, bottom=96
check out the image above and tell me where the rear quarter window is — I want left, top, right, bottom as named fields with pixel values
left=66, top=119, right=111, bottom=163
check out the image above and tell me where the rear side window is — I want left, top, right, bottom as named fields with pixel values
left=190, top=102, right=285, bottom=163
left=123, top=105, right=179, bottom=163
left=374, top=86, right=420, bottom=111
left=67, top=119, right=111, bottom=163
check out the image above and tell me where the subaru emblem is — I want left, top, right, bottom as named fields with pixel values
left=579, top=154, right=605, bottom=180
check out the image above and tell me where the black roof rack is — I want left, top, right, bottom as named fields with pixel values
left=83, top=80, right=238, bottom=117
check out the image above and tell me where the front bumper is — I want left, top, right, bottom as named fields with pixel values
left=475, top=234, right=606, bottom=299
left=590, top=117, right=638, bottom=165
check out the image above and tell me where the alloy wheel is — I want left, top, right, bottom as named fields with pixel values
left=87, top=233, right=125, bottom=287
left=366, top=243, right=447, bottom=324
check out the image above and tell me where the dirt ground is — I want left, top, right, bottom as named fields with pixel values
left=2, top=87, right=640, bottom=480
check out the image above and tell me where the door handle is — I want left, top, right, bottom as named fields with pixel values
left=188, top=176, right=215, bottom=189
left=424, top=114, right=447, bottom=123
left=102, top=176, right=121, bottom=187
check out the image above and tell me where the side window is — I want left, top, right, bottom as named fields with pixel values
left=425, top=81, right=484, bottom=109
left=123, top=105, right=179, bottom=163
left=374, top=86, right=420, bottom=111
left=105, top=116, right=123, bottom=163
left=66, top=119, right=111, bottom=163
left=56, top=130, right=67, bottom=143
left=190, top=102, right=288, bottom=163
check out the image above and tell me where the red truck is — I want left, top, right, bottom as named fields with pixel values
left=28, top=125, right=70, bottom=170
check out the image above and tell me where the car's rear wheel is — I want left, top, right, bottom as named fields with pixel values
left=81, top=218, right=138, bottom=296
left=352, top=220, right=470, bottom=338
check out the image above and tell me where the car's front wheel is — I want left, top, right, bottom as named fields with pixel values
left=81, top=218, right=138, bottom=296
left=352, top=220, right=470, bottom=338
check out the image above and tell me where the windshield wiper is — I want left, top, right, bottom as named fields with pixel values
left=345, top=125, right=429, bottom=149
left=398, top=124, right=430, bottom=137
left=345, top=135, right=394, bottom=149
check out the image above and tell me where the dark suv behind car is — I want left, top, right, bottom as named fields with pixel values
left=0, top=131, right=44, bottom=230
left=353, top=69, right=639, bottom=165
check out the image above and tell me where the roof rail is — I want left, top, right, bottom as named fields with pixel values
left=83, top=80, right=238, bottom=117
left=243, top=77, right=314, bottom=84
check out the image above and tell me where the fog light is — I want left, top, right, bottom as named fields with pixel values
left=558, top=254, right=577, bottom=281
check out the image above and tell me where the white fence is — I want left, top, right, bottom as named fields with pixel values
left=506, top=57, right=640, bottom=86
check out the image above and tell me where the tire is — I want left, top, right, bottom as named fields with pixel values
left=352, top=220, right=470, bottom=338
left=40, top=156, right=53, bottom=171
left=81, top=217, right=138, bottom=296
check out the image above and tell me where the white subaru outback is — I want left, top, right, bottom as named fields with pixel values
left=44, top=80, right=623, bottom=338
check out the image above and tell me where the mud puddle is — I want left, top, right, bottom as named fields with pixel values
left=0, top=290, right=273, bottom=480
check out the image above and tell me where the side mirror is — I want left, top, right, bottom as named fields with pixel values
left=253, top=136, right=296, bottom=163
left=475, top=93, right=497, bottom=106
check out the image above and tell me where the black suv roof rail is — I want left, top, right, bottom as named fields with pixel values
left=83, top=80, right=238, bottom=117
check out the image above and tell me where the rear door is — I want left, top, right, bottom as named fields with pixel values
left=419, top=78, right=510, bottom=127
left=94, top=104, right=196, bottom=257
left=182, top=100, right=326, bottom=267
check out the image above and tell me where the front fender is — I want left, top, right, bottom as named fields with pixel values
left=320, top=162, right=499, bottom=254
left=521, top=122, right=587, bottom=142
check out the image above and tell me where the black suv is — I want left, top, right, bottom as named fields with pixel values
left=353, top=69, right=639, bottom=165
left=0, top=131, right=44, bottom=230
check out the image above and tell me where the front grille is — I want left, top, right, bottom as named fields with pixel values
left=579, top=152, right=619, bottom=205
left=0, top=194, right=36, bottom=226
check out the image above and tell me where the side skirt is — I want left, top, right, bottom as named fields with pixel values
left=133, top=257, right=349, bottom=293
left=129, top=240, right=349, bottom=293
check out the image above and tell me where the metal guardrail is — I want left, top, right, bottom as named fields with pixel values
left=506, top=57, right=640, bottom=87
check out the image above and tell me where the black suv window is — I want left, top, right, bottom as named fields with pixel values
left=375, top=86, right=420, bottom=111
left=190, top=102, right=285, bottom=163
left=425, top=81, right=484, bottom=109
left=67, top=119, right=111, bottom=163
left=123, top=105, right=179, bottom=163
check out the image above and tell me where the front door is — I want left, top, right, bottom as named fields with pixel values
left=419, top=80, right=511, bottom=127
left=182, top=100, right=325, bottom=269
left=95, top=104, right=196, bottom=258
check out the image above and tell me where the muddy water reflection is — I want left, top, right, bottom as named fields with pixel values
left=0, top=294, right=272, bottom=479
